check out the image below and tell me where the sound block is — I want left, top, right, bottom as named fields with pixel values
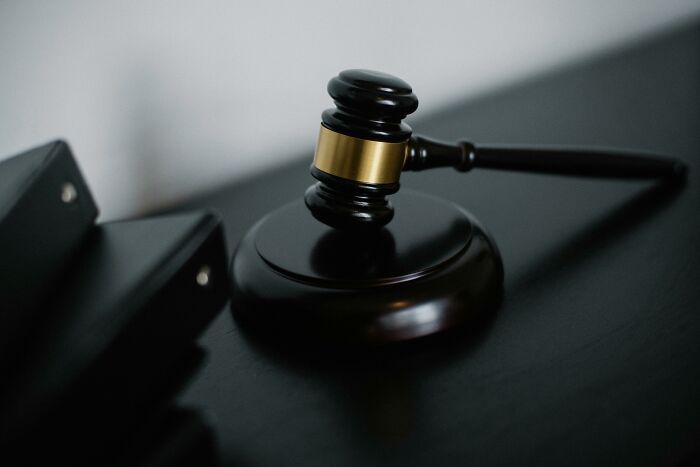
left=230, top=190, right=504, bottom=344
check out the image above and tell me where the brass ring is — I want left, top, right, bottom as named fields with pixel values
left=312, top=125, right=407, bottom=184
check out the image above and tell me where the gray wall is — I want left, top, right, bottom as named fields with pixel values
left=2, top=0, right=699, bottom=219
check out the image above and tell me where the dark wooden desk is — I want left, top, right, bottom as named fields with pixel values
left=173, top=22, right=700, bottom=466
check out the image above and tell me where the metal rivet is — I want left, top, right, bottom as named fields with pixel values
left=61, top=182, right=78, bottom=203
left=196, top=265, right=211, bottom=287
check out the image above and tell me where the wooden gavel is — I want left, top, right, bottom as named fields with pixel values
left=305, top=69, right=687, bottom=230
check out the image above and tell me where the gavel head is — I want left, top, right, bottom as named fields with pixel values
left=304, top=69, right=419, bottom=230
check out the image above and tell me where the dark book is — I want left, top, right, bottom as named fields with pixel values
left=0, top=140, right=98, bottom=359
left=0, top=211, right=229, bottom=464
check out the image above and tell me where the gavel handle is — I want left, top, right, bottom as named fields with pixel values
left=404, top=135, right=688, bottom=180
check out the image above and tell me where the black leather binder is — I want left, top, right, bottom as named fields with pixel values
left=0, top=140, right=98, bottom=358
left=0, top=211, right=228, bottom=465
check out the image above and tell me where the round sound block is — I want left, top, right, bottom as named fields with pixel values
left=230, top=190, right=503, bottom=344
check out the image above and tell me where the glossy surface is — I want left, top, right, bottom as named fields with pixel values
left=313, top=125, right=407, bottom=184
left=175, top=22, right=700, bottom=467
left=323, top=69, right=418, bottom=142
left=305, top=167, right=399, bottom=230
left=258, top=191, right=472, bottom=285
left=308, top=69, right=419, bottom=230
left=404, top=134, right=688, bottom=179
left=232, top=191, right=502, bottom=343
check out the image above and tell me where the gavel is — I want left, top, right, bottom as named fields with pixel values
left=305, top=69, right=687, bottom=230
left=229, top=69, right=688, bottom=344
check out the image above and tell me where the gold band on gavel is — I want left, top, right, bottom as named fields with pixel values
left=312, top=125, right=407, bottom=185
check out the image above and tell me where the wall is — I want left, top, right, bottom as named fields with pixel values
left=1, top=0, right=699, bottom=219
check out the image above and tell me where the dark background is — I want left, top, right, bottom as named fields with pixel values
left=171, top=21, right=700, bottom=466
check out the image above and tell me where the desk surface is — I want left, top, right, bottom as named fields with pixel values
left=174, top=22, right=700, bottom=467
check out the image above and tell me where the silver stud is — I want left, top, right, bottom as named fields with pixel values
left=61, top=182, right=78, bottom=203
left=196, top=265, right=211, bottom=287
